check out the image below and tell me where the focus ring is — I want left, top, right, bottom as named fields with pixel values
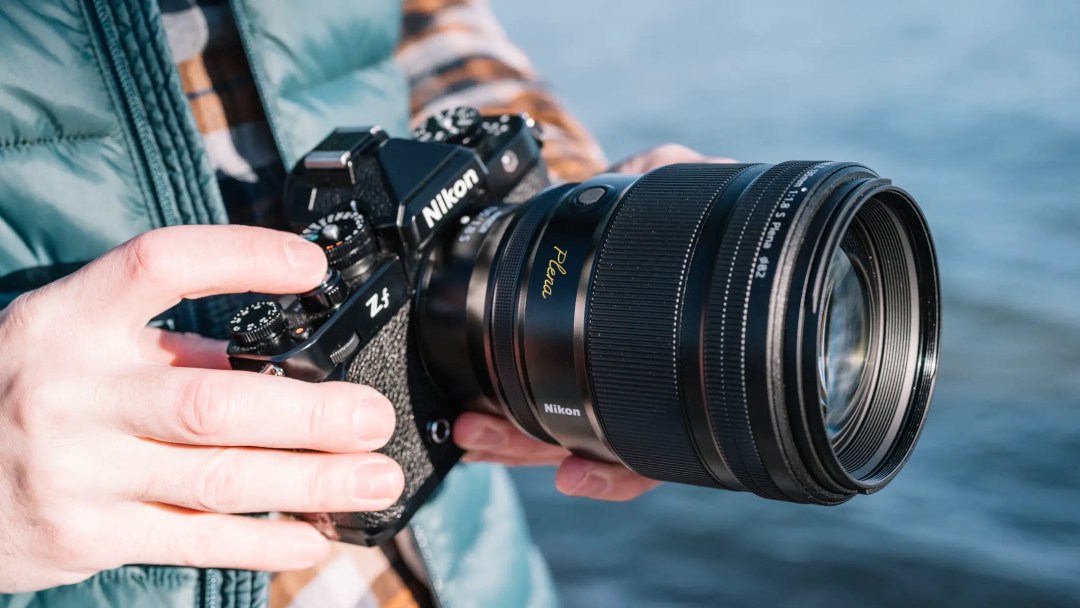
left=490, top=200, right=558, bottom=443
left=704, top=161, right=823, bottom=500
left=587, top=165, right=745, bottom=487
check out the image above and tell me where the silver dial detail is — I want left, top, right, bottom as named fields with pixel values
left=412, top=106, right=482, bottom=144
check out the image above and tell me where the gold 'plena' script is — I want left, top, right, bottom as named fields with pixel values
left=542, top=246, right=568, bottom=299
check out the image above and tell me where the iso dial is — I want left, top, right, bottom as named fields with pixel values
left=302, top=209, right=378, bottom=271
left=412, top=106, right=482, bottom=144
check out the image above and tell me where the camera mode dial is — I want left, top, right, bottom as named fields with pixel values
left=229, top=300, right=288, bottom=347
left=412, top=106, right=482, bottom=145
left=303, top=209, right=378, bottom=272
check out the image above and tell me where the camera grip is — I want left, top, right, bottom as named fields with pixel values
left=293, top=302, right=462, bottom=546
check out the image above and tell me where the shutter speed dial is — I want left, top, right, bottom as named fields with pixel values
left=229, top=301, right=288, bottom=347
left=303, top=209, right=378, bottom=273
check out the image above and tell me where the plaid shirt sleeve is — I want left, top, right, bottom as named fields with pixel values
left=396, top=0, right=609, bottom=183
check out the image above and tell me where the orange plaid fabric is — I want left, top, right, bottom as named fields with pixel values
left=165, top=0, right=607, bottom=229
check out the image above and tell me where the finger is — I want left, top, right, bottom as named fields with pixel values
left=555, top=456, right=661, bottom=502
left=454, top=412, right=570, bottom=464
left=54, top=225, right=327, bottom=333
left=123, top=502, right=332, bottom=572
left=138, top=328, right=230, bottom=369
left=460, top=450, right=568, bottom=467
left=110, top=367, right=396, bottom=452
left=130, top=444, right=404, bottom=513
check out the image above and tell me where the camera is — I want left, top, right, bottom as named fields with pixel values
left=226, top=107, right=941, bottom=546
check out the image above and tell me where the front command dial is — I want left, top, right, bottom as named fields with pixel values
left=411, top=106, right=482, bottom=144
left=302, top=209, right=378, bottom=272
left=228, top=300, right=288, bottom=347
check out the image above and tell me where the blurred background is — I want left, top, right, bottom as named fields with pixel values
left=492, top=1, right=1080, bottom=606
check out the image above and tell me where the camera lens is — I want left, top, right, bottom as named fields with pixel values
left=420, top=161, right=940, bottom=504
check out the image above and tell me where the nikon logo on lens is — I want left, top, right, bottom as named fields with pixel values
left=420, top=161, right=940, bottom=506
left=544, top=403, right=583, bottom=417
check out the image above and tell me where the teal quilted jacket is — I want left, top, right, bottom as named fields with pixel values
left=0, top=1, right=557, bottom=606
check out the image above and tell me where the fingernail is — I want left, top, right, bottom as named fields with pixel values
left=354, top=395, right=396, bottom=447
left=559, top=460, right=610, bottom=497
left=355, top=461, right=404, bottom=504
left=568, top=472, right=609, bottom=497
left=466, top=425, right=506, bottom=449
left=284, top=238, right=326, bottom=275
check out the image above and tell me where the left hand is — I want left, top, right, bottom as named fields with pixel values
left=456, top=144, right=737, bottom=501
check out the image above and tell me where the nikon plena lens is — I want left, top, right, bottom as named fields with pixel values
left=420, top=161, right=940, bottom=504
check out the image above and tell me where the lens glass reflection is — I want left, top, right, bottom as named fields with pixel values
left=819, top=242, right=870, bottom=442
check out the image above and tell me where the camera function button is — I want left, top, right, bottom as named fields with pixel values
left=575, top=187, right=607, bottom=207
left=500, top=150, right=520, bottom=174
left=427, top=419, right=452, bottom=444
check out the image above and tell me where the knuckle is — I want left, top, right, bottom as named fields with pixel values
left=1, top=291, right=49, bottom=336
left=40, top=509, right=99, bottom=568
left=16, top=451, right=66, bottom=508
left=176, top=377, right=232, bottom=441
left=123, top=231, right=175, bottom=284
left=195, top=451, right=244, bottom=512
left=304, top=461, right=337, bottom=505
left=169, top=525, right=215, bottom=568
left=5, top=370, right=70, bottom=435
left=301, top=397, right=333, bottom=446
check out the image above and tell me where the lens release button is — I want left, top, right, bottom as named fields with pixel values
left=575, top=187, right=607, bottom=206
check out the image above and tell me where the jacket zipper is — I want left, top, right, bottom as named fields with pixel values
left=81, top=0, right=181, bottom=229
left=202, top=569, right=221, bottom=608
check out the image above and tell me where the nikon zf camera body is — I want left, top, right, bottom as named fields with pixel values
left=226, top=108, right=547, bottom=545
left=227, top=107, right=941, bottom=546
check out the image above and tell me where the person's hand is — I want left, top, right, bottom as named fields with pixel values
left=456, top=413, right=660, bottom=501
left=456, top=144, right=736, bottom=502
left=0, top=226, right=404, bottom=593
left=607, top=143, right=738, bottom=173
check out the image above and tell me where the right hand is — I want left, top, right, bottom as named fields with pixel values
left=0, top=226, right=404, bottom=593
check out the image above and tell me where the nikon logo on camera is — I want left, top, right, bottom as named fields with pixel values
left=544, top=403, right=582, bottom=417
left=422, top=168, right=481, bottom=229
left=542, top=246, right=569, bottom=299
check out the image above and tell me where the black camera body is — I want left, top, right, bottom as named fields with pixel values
left=226, top=108, right=547, bottom=546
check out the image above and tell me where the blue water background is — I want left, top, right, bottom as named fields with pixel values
left=492, top=1, right=1080, bottom=606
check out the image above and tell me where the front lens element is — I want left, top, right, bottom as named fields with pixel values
left=819, top=242, right=871, bottom=442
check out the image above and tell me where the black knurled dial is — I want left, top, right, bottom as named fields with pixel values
left=228, top=300, right=287, bottom=347
left=412, top=106, right=482, bottom=145
left=302, top=209, right=378, bottom=271
left=298, top=270, right=348, bottom=314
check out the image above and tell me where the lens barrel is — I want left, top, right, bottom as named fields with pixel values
left=419, top=162, right=939, bottom=505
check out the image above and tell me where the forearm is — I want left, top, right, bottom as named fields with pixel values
left=396, top=0, right=607, bottom=182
